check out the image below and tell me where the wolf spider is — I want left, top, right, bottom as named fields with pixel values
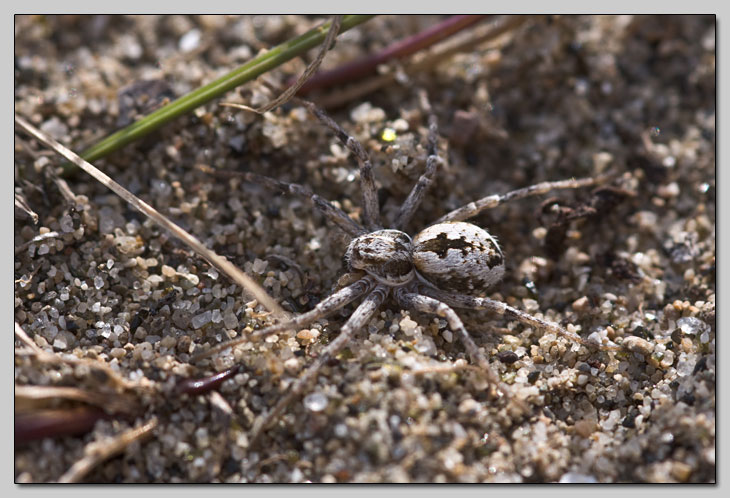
left=194, top=92, right=621, bottom=446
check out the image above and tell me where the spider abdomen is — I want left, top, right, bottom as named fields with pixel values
left=413, top=221, right=504, bottom=294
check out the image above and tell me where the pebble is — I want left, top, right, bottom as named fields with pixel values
left=623, top=336, right=654, bottom=355
left=571, top=296, right=590, bottom=312
left=559, top=472, right=598, bottom=483
left=303, top=392, right=328, bottom=412
left=677, top=317, right=709, bottom=336
left=179, top=29, right=202, bottom=52
left=191, top=311, right=213, bottom=329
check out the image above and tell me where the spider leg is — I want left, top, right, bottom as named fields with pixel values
left=298, top=98, right=382, bottom=231
left=435, top=175, right=610, bottom=224
left=393, top=287, right=518, bottom=405
left=201, top=166, right=366, bottom=237
left=192, top=276, right=376, bottom=362
left=393, top=90, right=442, bottom=230
left=419, top=286, right=622, bottom=352
left=249, top=283, right=389, bottom=447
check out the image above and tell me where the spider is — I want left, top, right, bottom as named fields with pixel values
left=193, top=92, right=622, bottom=446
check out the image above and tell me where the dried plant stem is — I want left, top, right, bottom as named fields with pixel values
left=14, top=231, right=61, bottom=255
left=58, top=418, right=158, bottom=483
left=14, top=322, right=137, bottom=391
left=297, top=15, right=489, bottom=96
left=317, top=15, right=530, bottom=108
left=15, top=115, right=285, bottom=318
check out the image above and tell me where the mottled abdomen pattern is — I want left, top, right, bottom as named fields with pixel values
left=413, top=221, right=504, bottom=294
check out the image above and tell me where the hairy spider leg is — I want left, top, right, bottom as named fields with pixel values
left=394, top=287, right=524, bottom=410
left=249, top=283, right=390, bottom=447
left=192, top=276, right=376, bottom=362
left=394, top=90, right=442, bottom=231
left=202, top=166, right=366, bottom=237
left=298, top=99, right=382, bottom=231
left=419, top=286, right=622, bottom=352
left=435, top=176, right=610, bottom=224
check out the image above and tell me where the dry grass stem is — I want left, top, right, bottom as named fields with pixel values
left=318, top=15, right=529, bottom=108
left=58, top=418, right=158, bottom=483
left=14, top=115, right=285, bottom=318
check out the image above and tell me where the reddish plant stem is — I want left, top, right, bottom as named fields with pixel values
left=175, top=365, right=242, bottom=396
left=15, top=407, right=112, bottom=444
left=297, top=15, right=490, bottom=96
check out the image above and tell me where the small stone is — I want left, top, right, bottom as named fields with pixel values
left=161, top=336, right=177, bottom=349
left=399, top=316, right=418, bottom=336
left=110, top=347, right=127, bottom=359
left=296, top=328, right=320, bottom=341
left=40, top=117, right=68, bottom=140
left=572, top=296, right=590, bottom=312
left=161, top=265, right=177, bottom=278
left=497, top=350, right=519, bottom=364
left=52, top=336, right=68, bottom=350
left=303, top=392, right=328, bottom=412
left=223, top=312, right=238, bottom=329
left=179, top=29, right=201, bottom=52
left=252, top=258, right=268, bottom=274
left=284, top=357, right=300, bottom=372
left=191, top=311, right=212, bottom=329
left=671, top=461, right=692, bottom=482
left=574, top=419, right=596, bottom=438
left=559, top=472, right=597, bottom=483
left=677, top=317, right=709, bottom=336
left=623, top=336, right=654, bottom=355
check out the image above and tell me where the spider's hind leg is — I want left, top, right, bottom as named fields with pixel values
left=394, top=287, right=525, bottom=410
left=435, top=175, right=611, bottom=224
left=420, top=286, right=622, bottom=352
left=248, top=283, right=389, bottom=447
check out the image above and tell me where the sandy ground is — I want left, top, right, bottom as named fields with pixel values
left=14, top=15, right=715, bottom=482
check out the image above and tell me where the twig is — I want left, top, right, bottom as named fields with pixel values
left=297, top=15, right=489, bottom=96
left=14, top=231, right=61, bottom=255
left=15, top=115, right=286, bottom=318
left=14, top=322, right=139, bottom=392
left=58, top=418, right=158, bottom=483
left=317, top=15, right=530, bottom=109
left=14, top=191, right=39, bottom=224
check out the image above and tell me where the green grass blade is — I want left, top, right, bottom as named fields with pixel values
left=65, top=14, right=375, bottom=175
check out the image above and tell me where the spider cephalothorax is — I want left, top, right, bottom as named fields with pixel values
left=195, top=94, right=623, bottom=446
left=345, top=229, right=415, bottom=285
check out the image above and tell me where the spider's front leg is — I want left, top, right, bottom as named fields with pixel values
left=394, top=287, right=525, bottom=411
left=192, top=276, right=375, bottom=362
left=298, top=98, right=382, bottom=231
left=248, top=284, right=390, bottom=447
